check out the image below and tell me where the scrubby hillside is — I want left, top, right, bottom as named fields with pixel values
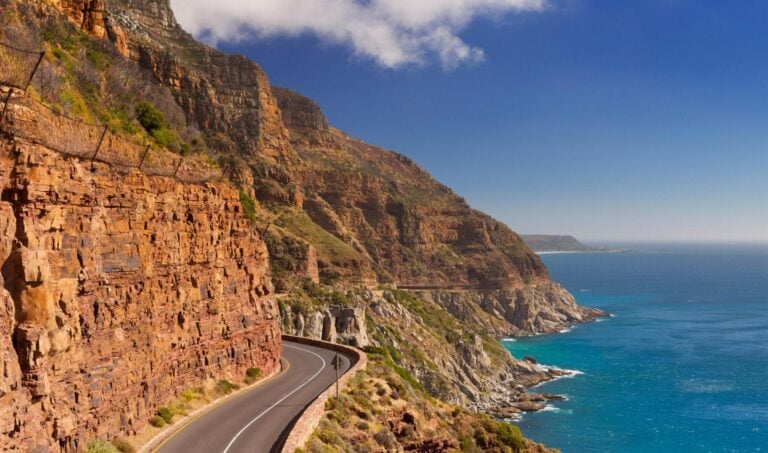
left=303, top=354, right=555, bottom=453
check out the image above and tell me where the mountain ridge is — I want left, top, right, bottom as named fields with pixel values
left=521, top=235, right=598, bottom=252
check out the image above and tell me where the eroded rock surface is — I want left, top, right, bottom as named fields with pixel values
left=0, top=137, right=281, bottom=452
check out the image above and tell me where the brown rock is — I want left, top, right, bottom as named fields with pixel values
left=0, top=138, right=281, bottom=452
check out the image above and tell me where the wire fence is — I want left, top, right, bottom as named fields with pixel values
left=0, top=40, right=44, bottom=90
left=0, top=41, right=230, bottom=185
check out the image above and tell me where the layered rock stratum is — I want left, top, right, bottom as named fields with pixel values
left=0, top=94, right=281, bottom=451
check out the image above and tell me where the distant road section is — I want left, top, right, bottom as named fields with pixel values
left=155, top=340, right=352, bottom=453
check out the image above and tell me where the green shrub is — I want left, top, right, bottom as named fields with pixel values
left=86, top=47, right=111, bottom=70
left=363, top=346, right=386, bottom=356
left=317, top=427, right=339, bottom=445
left=150, top=127, right=179, bottom=147
left=156, top=407, right=173, bottom=424
left=494, top=422, right=524, bottom=450
left=135, top=102, right=164, bottom=133
left=460, top=435, right=482, bottom=453
left=103, top=108, right=139, bottom=135
left=245, top=367, right=263, bottom=383
left=111, top=437, right=135, bottom=453
left=149, top=416, right=165, bottom=428
left=480, top=416, right=524, bottom=451
left=180, top=387, right=203, bottom=402
left=51, top=47, right=67, bottom=60
left=238, top=190, right=257, bottom=222
left=330, top=290, right=351, bottom=306
left=216, top=379, right=238, bottom=395
left=85, top=441, right=118, bottom=453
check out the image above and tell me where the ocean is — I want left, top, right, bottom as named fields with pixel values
left=504, top=244, right=768, bottom=452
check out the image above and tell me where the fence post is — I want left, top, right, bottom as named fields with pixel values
left=25, top=52, right=45, bottom=91
left=138, top=145, right=150, bottom=170
left=0, top=88, right=13, bottom=134
left=173, top=156, right=184, bottom=178
left=91, top=125, right=109, bottom=166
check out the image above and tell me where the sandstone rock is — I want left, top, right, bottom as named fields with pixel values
left=0, top=140, right=281, bottom=452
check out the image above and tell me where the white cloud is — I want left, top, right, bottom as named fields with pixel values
left=169, top=0, right=547, bottom=68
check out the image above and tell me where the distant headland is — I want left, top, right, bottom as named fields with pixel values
left=521, top=235, right=620, bottom=254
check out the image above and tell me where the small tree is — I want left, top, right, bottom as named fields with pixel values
left=135, top=101, right=165, bottom=134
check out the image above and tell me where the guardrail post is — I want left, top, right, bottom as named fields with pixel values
left=138, top=145, right=150, bottom=170
left=25, top=52, right=45, bottom=91
left=173, top=156, right=184, bottom=178
left=90, top=125, right=108, bottom=167
left=0, top=88, right=13, bottom=134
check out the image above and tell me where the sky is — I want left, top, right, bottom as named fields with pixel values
left=169, top=0, right=768, bottom=243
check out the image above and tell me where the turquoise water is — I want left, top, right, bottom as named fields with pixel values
left=505, top=244, right=768, bottom=452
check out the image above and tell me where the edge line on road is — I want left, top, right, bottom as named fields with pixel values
left=150, top=357, right=291, bottom=453
left=221, top=344, right=327, bottom=453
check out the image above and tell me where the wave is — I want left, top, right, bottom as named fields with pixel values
left=540, top=404, right=573, bottom=414
left=501, top=338, right=517, bottom=343
left=681, top=379, right=734, bottom=394
left=530, top=366, right=585, bottom=388
left=556, top=368, right=585, bottom=377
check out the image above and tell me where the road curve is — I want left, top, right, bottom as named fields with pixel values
left=155, top=340, right=352, bottom=453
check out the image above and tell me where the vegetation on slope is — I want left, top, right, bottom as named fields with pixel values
left=0, top=6, right=207, bottom=157
left=301, top=356, right=553, bottom=453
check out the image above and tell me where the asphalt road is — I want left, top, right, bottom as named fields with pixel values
left=155, top=340, right=352, bottom=453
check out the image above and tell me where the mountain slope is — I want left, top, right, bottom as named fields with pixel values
left=521, top=235, right=596, bottom=252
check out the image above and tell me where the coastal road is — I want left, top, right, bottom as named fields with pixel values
left=155, top=340, right=352, bottom=453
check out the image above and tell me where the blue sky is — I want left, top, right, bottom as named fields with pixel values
left=172, top=0, right=768, bottom=242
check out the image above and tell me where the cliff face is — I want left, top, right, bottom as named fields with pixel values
left=47, top=0, right=546, bottom=289
left=271, top=90, right=549, bottom=288
left=0, top=99, right=281, bottom=451
left=104, top=0, right=295, bottom=164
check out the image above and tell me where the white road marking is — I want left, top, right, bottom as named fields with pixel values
left=221, top=344, right=327, bottom=453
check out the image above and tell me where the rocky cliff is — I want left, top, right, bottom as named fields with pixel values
left=71, top=0, right=603, bottom=406
left=0, top=92, right=281, bottom=452
left=43, top=0, right=546, bottom=290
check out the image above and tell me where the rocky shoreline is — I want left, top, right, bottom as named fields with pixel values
left=490, top=357, right=581, bottom=419
left=280, top=285, right=609, bottom=422
left=486, top=310, right=610, bottom=420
